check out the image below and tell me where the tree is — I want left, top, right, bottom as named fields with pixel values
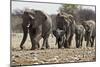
left=75, top=9, right=96, bottom=22
left=59, top=4, right=96, bottom=22
left=59, top=4, right=79, bottom=15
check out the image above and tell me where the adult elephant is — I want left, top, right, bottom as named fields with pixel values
left=55, top=12, right=75, bottom=48
left=82, top=20, right=96, bottom=47
left=20, top=9, right=52, bottom=50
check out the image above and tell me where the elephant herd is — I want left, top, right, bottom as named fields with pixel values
left=20, top=9, right=96, bottom=50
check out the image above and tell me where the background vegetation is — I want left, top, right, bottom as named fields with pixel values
left=11, top=4, right=96, bottom=33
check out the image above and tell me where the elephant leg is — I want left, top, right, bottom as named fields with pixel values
left=58, top=37, right=64, bottom=48
left=55, top=38, right=58, bottom=45
left=86, top=32, right=91, bottom=47
left=41, top=34, right=50, bottom=49
left=80, top=35, right=83, bottom=47
left=90, top=37, right=94, bottom=47
left=76, top=36, right=79, bottom=48
left=68, top=34, right=73, bottom=47
left=30, top=38, right=39, bottom=50
left=64, top=40, right=67, bottom=48
left=29, top=29, right=36, bottom=50
left=64, top=34, right=69, bottom=48
left=29, top=34, right=35, bottom=50
left=46, top=37, right=50, bottom=49
left=41, top=39, right=46, bottom=49
left=64, top=33, right=70, bottom=48
left=62, top=36, right=65, bottom=48
left=80, top=36, right=83, bottom=48
left=86, top=37, right=90, bottom=47
left=41, top=38, right=48, bottom=49
left=76, top=40, right=79, bottom=48
left=77, top=40, right=80, bottom=48
left=58, top=38, right=61, bottom=48
left=79, top=38, right=81, bottom=48
left=20, top=26, right=28, bottom=50
left=58, top=40, right=61, bottom=48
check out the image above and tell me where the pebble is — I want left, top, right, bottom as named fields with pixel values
left=32, top=57, right=38, bottom=61
left=33, top=62, right=39, bottom=64
left=14, top=55, right=20, bottom=58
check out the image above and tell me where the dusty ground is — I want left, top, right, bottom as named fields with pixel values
left=11, top=33, right=96, bottom=66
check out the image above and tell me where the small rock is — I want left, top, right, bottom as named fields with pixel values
left=69, top=60, right=75, bottom=62
left=63, top=58, right=68, bottom=61
left=30, top=52, right=35, bottom=55
left=74, top=57, right=80, bottom=61
left=39, top=61, right=45, bottom=64
left=54, top=56, right=59, bottom=59
left=15, top=55, right=20, bottom=58
left=48, top=57, right=57, bottom=62
left=33, top=62, right=39, bottom=64
left=12, top=59, right=16, bottom=64
left=33, top=57, right=38, bottom=61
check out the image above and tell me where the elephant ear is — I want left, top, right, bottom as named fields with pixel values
left=35, top=10, right=47, bottom=22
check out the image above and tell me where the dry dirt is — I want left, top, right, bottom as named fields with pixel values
left=11, top=33, right=96, bottom=66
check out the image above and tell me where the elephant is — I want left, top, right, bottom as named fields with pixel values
left=55, top=12, right=75, bottom=48
left=53, top=28, right=66, bottom=48
left=20, top=9, right=52, bottom=50
left=75, top=24, right=85, bottom=48
left=82, top=20, right=96, bottom=47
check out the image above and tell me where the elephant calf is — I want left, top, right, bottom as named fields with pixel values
left=75, top=24, right=85, bottom=48
left=53, top=28, right=66, bottom=48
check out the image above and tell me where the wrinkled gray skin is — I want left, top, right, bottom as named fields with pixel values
left=82, top=20, right=96, bottom=47
left=75, top=24, right=85, bottom=48
left=51, top=15, right=64, bottom=48
left=53, top=28, right=66, bottom=48
left=52, top=13, right=66, bottom=48
left=55, top=13, right=75, bottom=48
left=20, top=9, right=52, bottom=50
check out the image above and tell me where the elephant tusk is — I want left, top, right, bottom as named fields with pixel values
left=27, top=24, right=30, bottom=28
left=29, top=14, right=35, bottom=20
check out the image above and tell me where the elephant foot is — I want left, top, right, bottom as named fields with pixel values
left=86, top=44, right=89, bottom=47
left=64, top=42, right=70, bottom=48
left=76, top=45, right=80, bottom=48
left=41, top=46, right=46, bottom=50
left=58, top=45, right=64, bottom=49
left=58, top=46, right=64, bottom=49
left=30, top=48, right=37, bottom=50
left=20, top=45, right=23, bottom=50
left=30, top=48, right=35, bottom=50
left=91, top=45, right=94, bottom=47
left=41, top=48, right=46, bottom=50
left=30, top=46, right=37, bottom=50
left=76, top=46, right=80, bottom=48
left=64, top=45, right=70, bottom=48
left=46, top=45, right=50, bottom=49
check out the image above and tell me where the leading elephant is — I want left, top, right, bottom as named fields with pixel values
left=82, top=20, right=96, bottom=47
left=20, top=9, right=52, bottom=50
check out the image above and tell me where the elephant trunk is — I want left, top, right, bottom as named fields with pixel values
left=20, top=25, right=28, bottom=49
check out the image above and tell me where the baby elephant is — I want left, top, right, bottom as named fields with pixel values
left=53, top=28, right=66, bottom=48
left=75, top=24, right=85, bottom=48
